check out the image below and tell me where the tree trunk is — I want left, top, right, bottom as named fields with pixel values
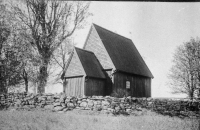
left=37, top=58, right=49, bottom=94
left=189, top=89, right=194, bottom=100
left=24, top=78, right=28, bottom=92
left=23, top=69, right=28, bottom=92
left=63, top=78, right=67, bottom=93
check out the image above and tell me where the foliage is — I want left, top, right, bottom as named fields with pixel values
left=0, top=1, right=39, bottom=93
left=11, top=0, right=91, bottom=93
left=169, top=37, right=200, bottom=99
left=0, top=22, right=24, bottom=93
left=0, top=1, right=25, bottom=93
left=13, top=31, right=41, bottom=93
left=48, top=38, right=74, bottom=92
left=51, top=38, right=74, bottom=84
left=111, top=88, right=130, bottom=98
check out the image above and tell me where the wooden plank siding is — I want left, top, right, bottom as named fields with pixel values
left=103, top=70, right=113, bottom=95
left=65, top=77, right=84, bottom=97
left=84, top=78, right=105, bottom=96
left=113, top=72, right=151, bottom=97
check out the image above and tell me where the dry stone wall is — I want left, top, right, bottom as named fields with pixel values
left=0, top=93, right=200, bottom=118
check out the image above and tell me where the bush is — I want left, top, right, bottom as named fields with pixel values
left=111, top=88, right=130, bottom=98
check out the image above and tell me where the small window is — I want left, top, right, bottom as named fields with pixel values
left=126, top=81, right=130, bottom=89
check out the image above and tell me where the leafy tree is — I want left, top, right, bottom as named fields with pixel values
left=0, top=3, right=11, bottom=92
left=13, top=32, right=40, bottom=93
left=12, top=0, right=91, bottom=93
left=0, top=27, right=24, bottom=93
left=169, top=37, right=200, bottom=99
left=0, top=1, right=33, bottom=93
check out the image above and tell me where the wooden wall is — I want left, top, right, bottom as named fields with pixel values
left=64, top=72, right=151, bottom=97
left=65, top=77, right=84, bottom=97
left=104, top=70, right=113, bottom=95
left=113, top=72, right=151, bottom=97
left=84, top=78, right=105, bottom=96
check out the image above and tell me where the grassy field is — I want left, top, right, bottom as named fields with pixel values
left=0, top=109, right=199, bottom=130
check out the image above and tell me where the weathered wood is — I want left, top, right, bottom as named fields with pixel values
left=104, top=70, right=113, bottom=95
left=65, top=75, right=84, bottom=79
left=65, top=77, right=84, bottom=97
left=84, top=78, right=105, bottom=96
left=113, top=72, right=151, bottom=97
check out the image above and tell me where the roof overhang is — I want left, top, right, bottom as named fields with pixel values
left=65, top=75, right=84, bottom=79
left=115, top=69, right=154, bottom=79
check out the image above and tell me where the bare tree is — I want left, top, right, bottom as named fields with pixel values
left=169, top=37, right=200, bottom=99
left=12, top=0, right=91, bottom=93
left=51, top=38, right=74, bottom=92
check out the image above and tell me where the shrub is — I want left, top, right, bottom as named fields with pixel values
left=111, top=88, right=130, bottom=98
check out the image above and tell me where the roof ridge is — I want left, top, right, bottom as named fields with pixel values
left=93, top=23, right=132, bottom=41
left=75, top=47, right=94, bottom=54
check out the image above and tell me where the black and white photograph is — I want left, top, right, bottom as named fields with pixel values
left=0, top=0, right=200, bottom=130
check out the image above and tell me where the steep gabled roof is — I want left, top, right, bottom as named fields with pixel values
left=75, top=47, right=106, bottom=79
left=93, top=24, right=154, bottom=78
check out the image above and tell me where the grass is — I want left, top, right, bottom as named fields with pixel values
left=0, top=109, right=199, bottom=130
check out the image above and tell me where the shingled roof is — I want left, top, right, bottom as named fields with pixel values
left=75, top=47, right=106, bottom=79
left=93, top=24, right=154, bottom=78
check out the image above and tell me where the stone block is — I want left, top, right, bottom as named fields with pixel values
left=115, top=106, right=121, bottom=113
left=107, top=108, right=115, bottom=113
left=67, top=102, right=75, bottom=108
left=70, top=97, right=78, bottom=104
left=80, top=102, right=87, bottom=108
left=61, top=103, right=66, bottom=107
left=53, top=102, right=61, bottom=107
left=54, top=106, right=65, bottom=111
left=95, top=104, right=102, bottom=111
left=102, top=105, right=108, bottom=110
left=77, top=101, right=82, bottom=104
left=102, top=101, right=110, bottom=106
left=15, top=99, right=21, bottom=105
left=119, top=103, right=125, bottom=110
left=126, top=109, right=132, bottom=113
left=88, top=101, right=94, bottom=108
left=63, top=108, right=69, bottom=112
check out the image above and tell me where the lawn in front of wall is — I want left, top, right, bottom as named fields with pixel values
left=0, top=109, right=199, bottom=130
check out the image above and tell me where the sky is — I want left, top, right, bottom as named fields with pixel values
left=72, top=2, right=200, bottom=98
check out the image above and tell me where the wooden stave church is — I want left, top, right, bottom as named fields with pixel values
left=63, top=24, right=153, bottom=97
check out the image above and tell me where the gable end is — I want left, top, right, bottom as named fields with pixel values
left=64, top=49, right=86, bottom=78
left=83, top=24, right=115, bottom=70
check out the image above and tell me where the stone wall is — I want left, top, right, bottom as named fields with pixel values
left=0, top=93, right=199, bottom=118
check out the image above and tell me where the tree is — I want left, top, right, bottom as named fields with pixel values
left=13, top=32, right=40, bottom=93
left=51, top=38, right=74, bottom=92
left=0, top=26, right=24, bottom=93
left=12, top=0, right=91, bottom=93
left=1, top=1, right=35, bottom=93
left=169, top=37, right=200, bottom=99
left=0, top=3, right=19, bottom=93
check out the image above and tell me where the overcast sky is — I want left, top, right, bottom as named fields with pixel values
left=73, top=2, right=200, bottom=98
